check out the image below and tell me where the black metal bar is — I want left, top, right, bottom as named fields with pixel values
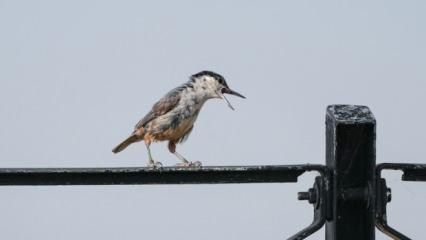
left=377, top=163, right=426, bottom=182
left=325, top=105, right=376, bottom=240
left=0, top=164, right=325, bottom=186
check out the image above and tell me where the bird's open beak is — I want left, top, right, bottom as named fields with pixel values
left=221, top=87, right=246, bottom=99
left=220, top=87, right=246, bottom=111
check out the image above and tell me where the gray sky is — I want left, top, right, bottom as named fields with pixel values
left=1, top=0, right=425, bottom=239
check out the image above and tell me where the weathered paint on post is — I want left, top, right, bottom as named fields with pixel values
left=325, top=105, right=376, bottom=240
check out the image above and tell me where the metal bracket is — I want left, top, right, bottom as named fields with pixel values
left=377, top=163, right=426, bottom=182
left=376, top=178, right=410, bottom=240
left=287, top=176, right=327, bottom=240
left=375, top=163, right=426, bottom=240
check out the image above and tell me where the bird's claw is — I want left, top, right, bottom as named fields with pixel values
left=147, top=161, right=163, bottom=169
left=175, top=161, right=202, bottom=168
left=192, top=161, right=202, bottom=167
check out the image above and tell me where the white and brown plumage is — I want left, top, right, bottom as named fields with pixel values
left=112, top=71, right=245, bottom=167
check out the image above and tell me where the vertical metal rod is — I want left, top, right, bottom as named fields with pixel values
left=325, top=105, right=376, bottom=240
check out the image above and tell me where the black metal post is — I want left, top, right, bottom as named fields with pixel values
left=325, top=105, right=376, bottom=240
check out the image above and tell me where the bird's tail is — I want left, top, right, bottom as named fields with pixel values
left=112, top=134, right=140, bottom=153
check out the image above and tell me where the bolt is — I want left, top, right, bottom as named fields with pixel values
left=386, top=188, right=392, bottom=202
left=298, top=191, right=311, bottom=200
left=298, top=188, right=317, bottom=204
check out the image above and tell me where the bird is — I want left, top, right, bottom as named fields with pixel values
left=112, top=71, right=245, bottom=167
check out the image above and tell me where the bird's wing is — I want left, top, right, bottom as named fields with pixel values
left=178, top=125, right=194, bottom=143
left=134, top=90, right=181, bottom=130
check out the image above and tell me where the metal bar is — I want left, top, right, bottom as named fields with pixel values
left=376, top=163, right=426, bottom=182
left=325, top=105, right=376, bottom=240
left=0, top=164, right=325, bottom=186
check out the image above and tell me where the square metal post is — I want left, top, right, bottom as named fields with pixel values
left=325, top=105, right=376, bottom=240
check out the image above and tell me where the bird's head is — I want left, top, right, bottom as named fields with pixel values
left=191, top=71, right=246, bottom=110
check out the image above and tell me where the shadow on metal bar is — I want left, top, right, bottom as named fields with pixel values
left=376, top=163, right=426, bottom=240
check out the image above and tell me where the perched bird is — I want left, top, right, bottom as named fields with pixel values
left=112, top=71, right=245, bottom=167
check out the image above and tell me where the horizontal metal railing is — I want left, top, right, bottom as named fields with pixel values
left=0, top=164, right=326, bottom=186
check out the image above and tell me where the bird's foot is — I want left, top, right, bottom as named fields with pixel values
left=175, top=161, right=202, bottom=168
left=147, top=160, right=163, bottom=169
